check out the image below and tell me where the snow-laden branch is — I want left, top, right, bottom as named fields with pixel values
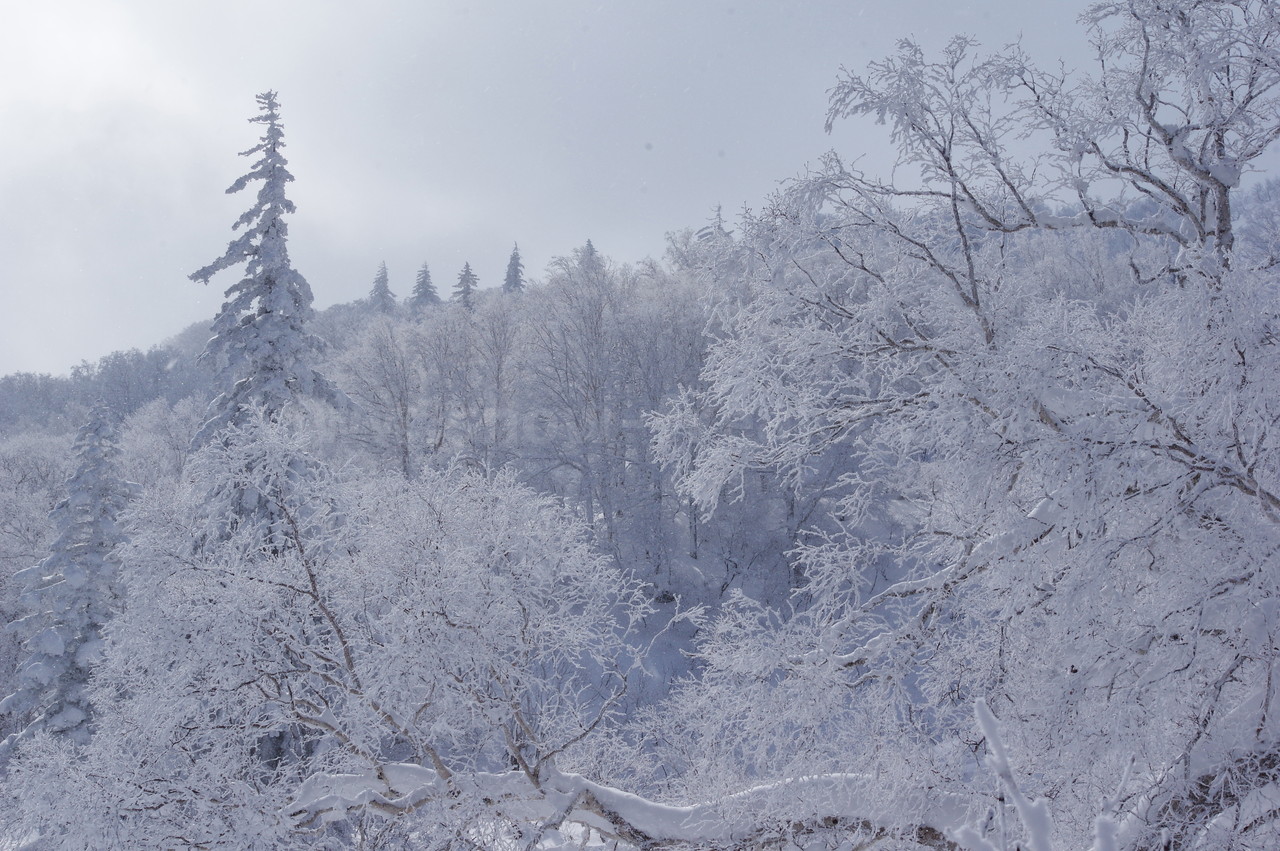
left=288, top=763, right=967, bottom=848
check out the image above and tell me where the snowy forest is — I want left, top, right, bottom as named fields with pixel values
left=3, top=1, right=1280, bottom=848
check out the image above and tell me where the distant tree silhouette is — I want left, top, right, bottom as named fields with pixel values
left=367, top=261, right=396, bottom=314
left=452, top=262, right=479, bottom=312
left=503, top=243, right=525, bottom=295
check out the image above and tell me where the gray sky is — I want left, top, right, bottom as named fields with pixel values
left=0, top=0, right=1096, bottom=376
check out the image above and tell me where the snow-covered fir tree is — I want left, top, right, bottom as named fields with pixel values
left=409, top=260, right=441, bottom=311
left=366, top=261, right=396, bottom=314
left=0, top=402, right=131, bottom=753
left=502, top=243, right=525, bottom=294
left=451, top=261, right=478, bottom=312
left=188, top=91, right=343, bottom=445
left=184, top=93, right=347, bottom=585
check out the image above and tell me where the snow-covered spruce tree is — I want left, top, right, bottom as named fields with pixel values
left=451, top=261, right=478, bottom=312
left=502, top=243, right=525, bottom=295
left=409, top=261, right=441, bottom=312
left=366, top=260, right=396, bottom=314
left=189, top=91, right=343, bottom=446
left=0, top=402, right=131, bottom=753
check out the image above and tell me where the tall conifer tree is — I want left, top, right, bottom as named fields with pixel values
left=367, top=261, right=396, bottom=313
left=410, top=261, right=441, bottom=311
left=188, top=91, right=342, bottom=445
left=503, top=243, right=525, bottom=294
left=452, top=262, right=479, bottom=312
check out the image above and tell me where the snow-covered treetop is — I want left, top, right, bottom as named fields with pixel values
left=822, top=0, right=1280, bottom=284
left=503, top=243, right=525, bottom=294
left=188, top=91, right=344, bottom=443
left=367, top=261, right=396, bottom=313
left=410, top=261, right=441, bottom=310
left=452, top=262, right=478, bottom=312
left=190, top=91, right=299, bottom=287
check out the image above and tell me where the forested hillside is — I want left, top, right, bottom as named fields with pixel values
left=2, top=2, right=1280, bottom=848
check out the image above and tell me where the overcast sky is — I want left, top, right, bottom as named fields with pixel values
left=0, top=0, right=1098, bottom=376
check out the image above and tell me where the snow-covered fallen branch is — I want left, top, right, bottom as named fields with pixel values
left=288, top=763, right=969, bottom=848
